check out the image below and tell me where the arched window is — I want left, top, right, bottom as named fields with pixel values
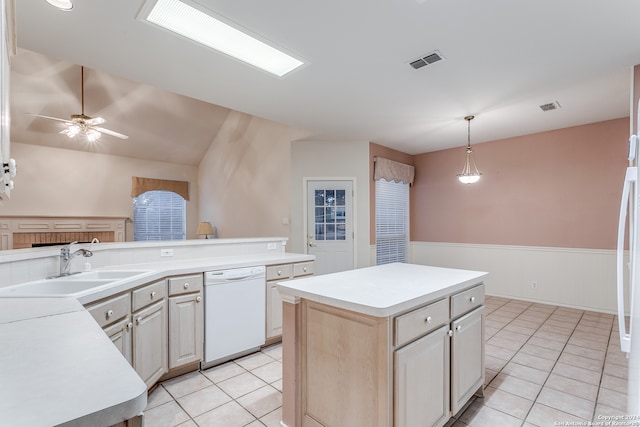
left=133, top=190, right=186, bottom=241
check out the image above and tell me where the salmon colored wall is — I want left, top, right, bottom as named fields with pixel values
left=369, top=142, right=415, bottom=244
left=411, top=118, right=629, bottom=249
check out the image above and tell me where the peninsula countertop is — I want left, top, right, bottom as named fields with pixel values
left=276, top=263, right=488, bottom=317
left=0, top=297, right=147, bottom=427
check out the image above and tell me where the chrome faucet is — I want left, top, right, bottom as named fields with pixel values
left=59, top=241, right=93, bottom=276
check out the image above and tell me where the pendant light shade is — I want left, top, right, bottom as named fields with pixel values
left=457, top=115, right=482, bottom=184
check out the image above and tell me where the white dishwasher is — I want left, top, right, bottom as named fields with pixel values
left=202, top=266, right=266, bottom=369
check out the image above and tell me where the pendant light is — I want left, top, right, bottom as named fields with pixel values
left=457, top=115, right=482, bottom=184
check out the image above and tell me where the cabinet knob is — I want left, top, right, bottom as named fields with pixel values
left=184, top=283, right=190, bottom=289
left=277, top=270, right=282, bottom=276
left=303, top=266, right=308, bottom=272
left=448, top=330, right=453, bottom=337
left=136, top=316, right=142, bottom=324
left=151, top=291, right=156, bottom=298
left=106, top=309, right=113, bottom=318
left=126, top=322, right=133, bottom=330
left=456, top=325, right=462, bottom=332
left=470, top=296, right=476, bottom=303
left=196, top=296, right=202, bottom=303
left=425, top=316, right=432, bottom=324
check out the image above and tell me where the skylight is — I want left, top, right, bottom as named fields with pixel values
left=140, top=0, right=304, bottom=77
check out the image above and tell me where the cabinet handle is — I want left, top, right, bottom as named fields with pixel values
left=151, top=291, right=156, bottom=298
left=470, top=296, right=476, bottom=303
left=136, top=316, right=142, bottom=324
left=456, top=325, right=462, bottom=332
left=106, top=309, right=113, bottom=318
left=184, top=283, right=190, bottom=289
left=126, top=322, right=133, bottom=330
left=448, top=330, right=453, bottom=337
left=425, top=316, right=432, bottom=324
left=196, top=296, right=202, bottom=303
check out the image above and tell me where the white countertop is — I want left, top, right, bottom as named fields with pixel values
left=0, top=251, right=313, bottom=426
left=277, top=263, right=488, bottom=317
left=0, top=298, right=147, bottom=427
left=1, top=252, right=314, bottom=305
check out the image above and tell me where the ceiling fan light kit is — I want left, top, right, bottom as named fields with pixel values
left=29, top=66, right=129, bottom=142
left=457, top=115, right=482, bottom=184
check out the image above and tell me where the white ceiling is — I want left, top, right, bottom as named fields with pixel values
left=11, top=0, right=640, bottom=163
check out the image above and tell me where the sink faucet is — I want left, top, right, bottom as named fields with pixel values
left=59, top=241, right=93, bottom=276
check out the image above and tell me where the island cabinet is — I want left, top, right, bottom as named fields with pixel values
left=277, top=263, right=488, bottom=427
left=167, top=273, right=203, bottom=370
left=266, top=261, right=313, bottom=342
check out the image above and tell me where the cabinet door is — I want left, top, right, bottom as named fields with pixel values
left=394, top=325, right=450, bottom=427
left=133, top=300, right=168, bottom=387
left=266, top=281, right=284, bottom=339
left=451, top=306, right=484, bottom=415
left=104, top=316, right=132, bottom=365
left=169, top=292, right=203, bottom=368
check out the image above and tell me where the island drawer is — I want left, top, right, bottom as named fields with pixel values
left=267, top=264, right=292, bottom=281
left=293, top=262, right=314, bottom=277
left=168, top=274, right=203, bottom=296
left=132, top=279, right=167, bottom=312
left=395, top=298, right=449, bottom=347
left=451, top=284, right=484, bottom=319
left=87, top=292, right=131, bottom=328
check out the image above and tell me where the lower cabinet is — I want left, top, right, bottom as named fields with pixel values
left=168, top=274, right=204, bottom=369
left=451, top=306, right=484, bottom=415
left=133, top=300, right=168, bottom=387
left=266, top=261, right=313, bottom=341
left=103, top=316, right=133, bottom=364
left=394, top=325, right=450, bottom=427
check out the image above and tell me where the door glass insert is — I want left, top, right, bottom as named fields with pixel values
left=314, top=188, right=348, bottom=241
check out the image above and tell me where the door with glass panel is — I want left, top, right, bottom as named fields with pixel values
left=306, top=180, right=354, bottom=275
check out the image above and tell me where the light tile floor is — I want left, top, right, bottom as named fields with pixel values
left=144, top=296, right=629, bottom=426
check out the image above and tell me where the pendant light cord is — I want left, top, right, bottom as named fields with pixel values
left=80, top=66, right=85, bottom=116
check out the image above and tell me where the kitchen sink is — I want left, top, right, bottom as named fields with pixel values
left=66, top=270, right=151, bottom=280
left=0, top=279, right=113, bottom=296
left=0, top=270, right=152, bottom=298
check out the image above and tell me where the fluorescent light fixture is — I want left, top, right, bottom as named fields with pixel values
left=45, top=0, right=73, bottom=11
left=141, top=0, right=304, bottom=77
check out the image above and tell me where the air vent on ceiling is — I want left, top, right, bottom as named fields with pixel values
left=410, top=50, right=445, bottom=70
left=540, top=101, right=561, bottom=112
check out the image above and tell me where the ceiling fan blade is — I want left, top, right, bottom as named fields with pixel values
left=93, top=126, right=129, bottom=140
left=26, top=113, right=72, bottom=124
left=86, top=116, right=105, bottom=126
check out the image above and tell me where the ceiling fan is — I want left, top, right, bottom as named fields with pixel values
left=29, top=66, right=129, bottom=141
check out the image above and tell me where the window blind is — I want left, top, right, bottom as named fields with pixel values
left=375, top=178, right=409, bottom=265
left=133, top=190, right=186, bottom=241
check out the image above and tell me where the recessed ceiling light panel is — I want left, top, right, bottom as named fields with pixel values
left=139, top=0, right=304, bottom=77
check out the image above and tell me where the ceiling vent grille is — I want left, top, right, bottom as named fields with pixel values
left=410, top=50, right=445, bottom=70
left=540, top=101, right=561, bottom=112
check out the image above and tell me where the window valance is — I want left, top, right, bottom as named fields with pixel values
left=373, top=157, right=415, bottom=185
left=131, top=176, right=190, bottom=201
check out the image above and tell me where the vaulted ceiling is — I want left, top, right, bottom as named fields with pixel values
left=11, top=1, right=640, bottom=163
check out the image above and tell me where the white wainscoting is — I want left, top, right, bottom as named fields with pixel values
left=410, top=241, right=626, bottom=314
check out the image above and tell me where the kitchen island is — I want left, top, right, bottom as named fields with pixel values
left=277, top=263, right=488, bottom=427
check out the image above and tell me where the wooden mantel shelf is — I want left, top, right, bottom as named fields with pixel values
left=0, top=216, right=129, bottom=250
